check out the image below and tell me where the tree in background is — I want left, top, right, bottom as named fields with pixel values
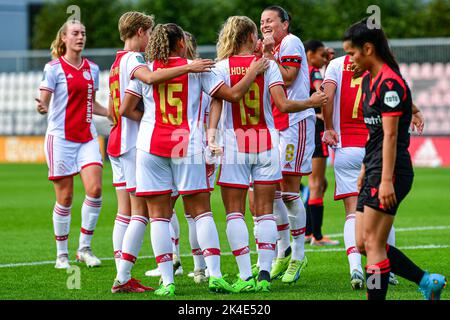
left=32, top=0, right=450, bottom=50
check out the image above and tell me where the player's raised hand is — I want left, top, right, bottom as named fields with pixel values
left=35, top=98, right=48, bottom=114
left=322, top=129, right=339, bottom=147
left=309, top=91, right=328, bottom=106
left=411, top=111, right=425, bottom=135
left=188, top=59, right=215, bottom=73
left=249, top=57, right=269, bottom=75
left=262, top=35, right=275, bottom=55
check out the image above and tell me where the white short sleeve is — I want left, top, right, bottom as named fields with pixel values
left=39, top=62, right=57, bottom=93
left=126, top=78, right=143, bottom=98
left=279, top=35, right=304, bottom=68
left=267, top=60, right=284, bottom=89
left=127, top=52, right=147, bottom=80
left=323, top=58, right=341, bottom=87
left=200, top=67, right=225, bottom=97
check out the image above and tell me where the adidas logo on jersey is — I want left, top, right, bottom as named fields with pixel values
left=284, top=162, right=292, bottom=169
left=67, top=74, right=74, bottom=79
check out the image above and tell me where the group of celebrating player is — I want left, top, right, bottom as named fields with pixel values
left=36, top=4, right=447, bottom=300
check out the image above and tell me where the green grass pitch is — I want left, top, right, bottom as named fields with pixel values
left=0, top=163, right=448, bottom=300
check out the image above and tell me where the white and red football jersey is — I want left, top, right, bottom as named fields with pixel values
left=271, top=34, right=313, bottom=131
left=126, top=57, right=224, bottom=158
left=107, top=51, right=147, bottom=157
left=322, top=55, right=368, bottom=148
left=40, top=57, right=99, bottom=143
left=215, top=56, right=284, bottom=153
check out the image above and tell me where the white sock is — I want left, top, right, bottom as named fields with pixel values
left=226, top=212, right=252, bottom=280
left=53, top=202, right=71, bottom=256
left=170, top=210, right=180, bottom=259
left=195, top=212, right=222, bottom=278
left=256, top=214, right=277, bottom=273
left=117, top=215, right=148, bottom=283
left=185, top=213, right=206, bottom=270
left=387, top=225, right=396, bottom=246
left=344, top=213, right=362, bottom=274
left=274, top=191, right=290, bottom=258
left=252, top=216, right=259, bottom=267
left=283, top=192, right=306, bottom=261
left=113, top=213, right=130, bottom=270
left=151, top=218, right=174, bottom=286
left=79, top=195, right=102, bottom=250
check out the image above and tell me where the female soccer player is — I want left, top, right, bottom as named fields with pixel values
left=304, top=39, right=339, bottom=246
left=210, top=16, right=327, bottom=293
left=343, top=19, right=447, bottom=300
left=259, top=5, right=314, bottom=284
left=121, top=23, right=269, bottom=296
left=36, top=20, right=108, bottom=269
left=109, top=13, right=215, bottom=293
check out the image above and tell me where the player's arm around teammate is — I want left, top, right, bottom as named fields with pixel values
left=36, top=20, right=106, bottom=269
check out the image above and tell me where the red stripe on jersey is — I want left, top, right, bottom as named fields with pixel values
left=271, top=85, right=290, bottom=131
left=151, top=58, right=190, bottom=158
left=339, top=55, right=368, bottom=148
left=229, top=55, right=272, bottom=153
left=107, top=51, right=128, bottom=157
left=59, top=58, right=94, bottom=143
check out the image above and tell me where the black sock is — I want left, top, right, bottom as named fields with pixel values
left=366, top=258, right=391, bottom=300
left=309, top=202, right=324, bottom=240
left=258, top=270, right=271, bottom=282
left=387, top=245, right=425, bottom=285
left=305, top=204, right=312, bottom=236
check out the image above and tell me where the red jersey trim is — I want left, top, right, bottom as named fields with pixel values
left=136, top=190, right=173, bottom=196
left=253, top=179, right=283, bottom=185
left=48, top=172, right=78, bottom=181
left=334, top=192, right=359, bottom=200
left=113, top=182, right=126, bottom=187
left=130, top=64, right=147, bottom=80
left=39, top=86, right=54, bottom=93
left=322, top=79, right=337, bottom=87
left=282, top=171, right=312, bottom=176
left=382, top=112, right=403, bottom=117
left=178, top=188, right=211, bottom=195
left=125, top=89, right=142, bottom=98
left=216, top=181, right=249, bottom=189
left=126, top=187, right=137, bottom=193
left=81, top=162, right=103, bottom=170
left=209, top=81, right=225, bottom=97
left=268, top=81, right=285, bottom=89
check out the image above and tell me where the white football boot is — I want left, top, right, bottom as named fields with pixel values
left=76, top=247, right=101, bottom=267
left=55, top=254, right=71, bottom=269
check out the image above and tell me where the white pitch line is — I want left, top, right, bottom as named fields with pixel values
left=327, top=225, right=450, bottom=238
left=1, top=244, right=449, bottom=269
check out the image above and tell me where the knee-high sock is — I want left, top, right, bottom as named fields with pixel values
left=366, top=259, right=391, bottom=300
left=283, top=192, right=306, bottom=261
left=226, top=212, right=252, bottom=280
left=195, top=212, right=222, bottom=278
left=274, top=191, right=290, bottom=258
left=256, top=214, right=277, bottom=273
left=53, top=202, right=72, bottom=256
left=344, top=213, right=362, bottom=274
left=387, top=226, right=395, bottom=246
left=386, top=244, right=425, bottom=285
left=79, top=196, right=102, bottom=250
left=116, top=216, right=148, bottom=283
left=113, top=213, right=131, bottom=270
left=151, top=218, right=174, bottom=286
left=308, top=198, right=324, bottom=240
left=170, top=210, right=180, bottom=259
left=185, top=213, right=206, bottom=270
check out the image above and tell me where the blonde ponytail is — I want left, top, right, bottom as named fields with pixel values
left=217, top=16, right=257, bottom=61
left=50, top=20, right=84, bottom=59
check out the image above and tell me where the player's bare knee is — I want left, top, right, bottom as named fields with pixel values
left=86, top=185, right=102, bottom=198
